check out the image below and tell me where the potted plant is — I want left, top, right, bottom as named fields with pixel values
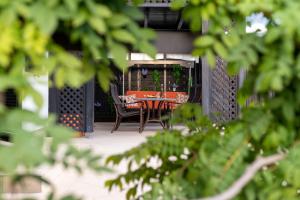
left=172, top=64, right=182, bottom=91
left=172, top=83, right=177, bottom=92
left=151, top=69, right=161, bottom=91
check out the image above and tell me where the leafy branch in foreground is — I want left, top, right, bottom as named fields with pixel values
left=0, top=109, right=109, bottom=200
left=106, top=0, right=300, bottom=199
left=106, top=104, right=300, bottom=200
left=0, top=0, right=155, bottom=199
left=198, top=153, right=285, bottom=200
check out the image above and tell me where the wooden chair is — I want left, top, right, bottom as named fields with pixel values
left=191, top=85, right=201, bottom=103
left=164, top=86, right=201, bottom=128
left=188, top=86, right=196, bottom=102
left=110, top=83, right=145, bottom=133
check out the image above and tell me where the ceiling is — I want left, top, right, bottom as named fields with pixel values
left=137, top=3, right=189, bottom=31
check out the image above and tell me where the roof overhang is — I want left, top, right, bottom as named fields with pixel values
left=128, top=59, right=194, bottom=68
left=128, top=1, right=189, bottom=31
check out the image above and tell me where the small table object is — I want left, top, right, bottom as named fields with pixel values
left=136, top=97, right=176, bottom=130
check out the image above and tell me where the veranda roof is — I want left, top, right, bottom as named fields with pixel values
left=128, top=59, right=194, bottom=68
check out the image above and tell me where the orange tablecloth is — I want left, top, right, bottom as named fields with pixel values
left=126, top=91, right=187, bottom=109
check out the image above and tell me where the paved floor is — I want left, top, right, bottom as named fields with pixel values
left=5, top=122, right=162, bottom=200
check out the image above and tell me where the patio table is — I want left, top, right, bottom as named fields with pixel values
left=135, top=97, right=176, bottom=130
left=126, top=91, right=187, bottom=109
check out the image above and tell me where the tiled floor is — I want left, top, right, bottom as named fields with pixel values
left=5, top=122, right=162, bottom=200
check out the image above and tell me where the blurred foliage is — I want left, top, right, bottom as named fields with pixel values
left=0, top=0, right=155, bottom=199
left=106, top=0, right=300, bottom=200
left=0, top=0, right=156, bottom=92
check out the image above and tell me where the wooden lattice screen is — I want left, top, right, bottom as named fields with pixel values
left=210, top=57, right=239, bottom=122
left=58, top=87, right=85, bottom=132
left=49, top=51, right=94, bottom=134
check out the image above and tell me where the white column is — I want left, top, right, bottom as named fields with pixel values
left=22, top=74, right=48, bottom=131
left=201, top=20, right=211, bottom=115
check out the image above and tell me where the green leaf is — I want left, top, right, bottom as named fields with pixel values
left=282, top=102, right=294, bottom=122
left=47, top=125, right=74, bottom=150
left=60, top=195, right=80, bottom=200
left=270, top=76, right=283, bottom=91
left=0, top=7, right=16, bottom=25
left=122, top=7, right=144, bottom=20
left=94, top=5, right=112, bottom=18
left=112, top=30, right=136, bottom=44
left=255, top=72, right=273, bottom=92
left=126, top=186, right=137, bottom=200
left=140, top=28, right=157, bottom=40
left=206, top=2, right=216, bottom=16
left=47, top=192, right=54, bottom=200
left=194, top=35, right=215, bottom=47
left=0, top=148, right=18, bottom=172
left=214, top=41, right=228, bottom=59
left=110, top=43, right=128, bottom=70
left=247, top=110, right=271, bottom=141
left=55, top=68, right=65, bottom=88
left=13, top=133, right=45, bottom=167
left=107, top=14, right=130, bottom=28
left=263, top=131, right=281, bottom=149
left=265, top=28, right=281, bottom=43
left=206, top=49, right=216, bottom=67
left=171, top=0, right=186, bottom=10
left=72, top=9, right=88, bottom=27
left=28, top=87, right=44, bottom=109
left=63, top=0, right=78, bottom=12
left=104, top=179, right=114, bottom=191
left=130, top=0, right=144, bottom=6
left=89, top=17, right=106, bottom=34
left=97, top=66, right=114, bottom=91
left=30, top=2, right=58, bottom=34
left=57, top=52, right=81, bottom=69
left=139, top=41, right=157, bottom=58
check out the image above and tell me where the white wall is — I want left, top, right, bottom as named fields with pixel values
left=22, top=75, right=48, bottom=131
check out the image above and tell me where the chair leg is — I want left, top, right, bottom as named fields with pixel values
left=167, top=104, right=173, bottom=130
left=111, top=115, right=121, bottom=133
left=139, top=109, right=144, bottom=133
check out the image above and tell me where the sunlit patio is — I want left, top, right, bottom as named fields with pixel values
left=4, top=122, right=185, bottom=200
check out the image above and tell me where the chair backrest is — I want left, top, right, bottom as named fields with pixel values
left=188, top=86, right=195, bottom=102
left=110, top=83, right=127, bottom=114
left=110, top=83, right=121, bottom=104
left=192, top=85, right=202, bottom=103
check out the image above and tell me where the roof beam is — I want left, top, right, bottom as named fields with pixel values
left=128, top=60, right=194, bottom=68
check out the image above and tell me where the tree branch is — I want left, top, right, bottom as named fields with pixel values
left=196, top=153, right=285, bottom=200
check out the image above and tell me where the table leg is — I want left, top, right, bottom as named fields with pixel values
left=158, top=100, right=165, bottom=128
left=145, top=101, right=150, bottom=125
left=151, top=100, right=155, bottom=119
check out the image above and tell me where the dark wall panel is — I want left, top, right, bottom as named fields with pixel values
left=153, top=31, right=196, bottom=54
left=94, top=80, right=115, bottom=122
left=5, top=89, right=18, bottom=108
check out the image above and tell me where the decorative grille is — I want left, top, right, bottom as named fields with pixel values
left=58, top=86, right=85, bottom=132
left=210, top=57, right=238, bottom=122
left=129, top=0, right=186, bottom=5
left=143, top=0, right=172, bottom=2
